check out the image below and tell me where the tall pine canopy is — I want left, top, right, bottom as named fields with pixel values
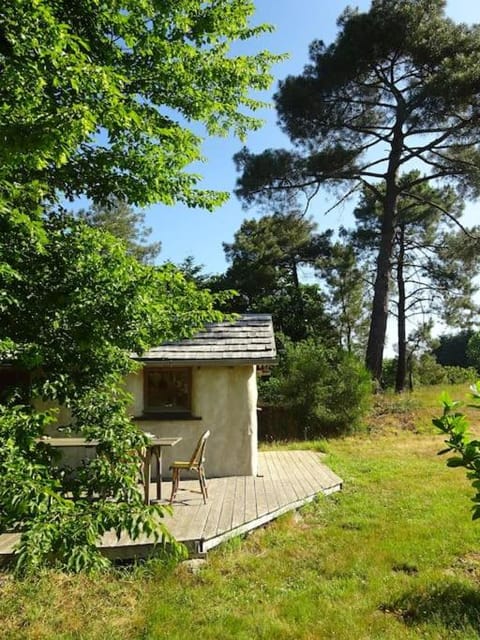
left=235, top=0, right=480, bottom=382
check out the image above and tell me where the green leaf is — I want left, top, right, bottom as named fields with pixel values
left=446, top=457, right=466, bottom=468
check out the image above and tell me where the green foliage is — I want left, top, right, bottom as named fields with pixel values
left=435, top=383, right=480, bottom=521
left=217, top=211, right=336, bottom=342
left=0, top=213, right=227, bottom=572
left=76, top=198, right=161, bottom=264
left=260, top=338, right=372, bottom=437
left=0, top=400, right=185, bottom=574
left=414, top=354, right=450, bottom=386
left=416, top=356, right=477, bottom=387
left=0, top=0, right=276, bottom=572
left=1, top=0, right=280, bottom=217
left=467, top=332, right=480, bottom=373
left=318, top=239, right=369, bottom=354
left=383, top=355, right=477, bottom=389
left=434, top=331, right=475, bottom=368
left=176, top=256, right=211, bottom=287
left=443, top=367, right=478, bottom=386
left=235, top=0, right=480, bottom=381
left=381, top=358, right=397, bottom=389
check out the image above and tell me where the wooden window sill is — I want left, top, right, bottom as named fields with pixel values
left=132, top=413, right=202, bottom=421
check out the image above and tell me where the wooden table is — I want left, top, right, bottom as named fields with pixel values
left=36, top=436, right=182, bottom=504
left=36, top=437, right=100, bottom=447
left=141, top=437, right=182, bottom=504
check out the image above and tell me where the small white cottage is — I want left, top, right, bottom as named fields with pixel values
left=3, top=314, right=276, bottom=477
left=126, top=314, right=276, bottom=477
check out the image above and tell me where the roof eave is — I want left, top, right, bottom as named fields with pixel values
left=132, top=357, right=278, bottom=367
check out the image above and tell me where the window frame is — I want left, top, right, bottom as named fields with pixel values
left=143, top=366, right=193, bottom=417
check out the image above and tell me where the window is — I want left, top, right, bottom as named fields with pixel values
left=0, top=366, right=30, bottom=403
left=143, top=367, right=191, bottom=415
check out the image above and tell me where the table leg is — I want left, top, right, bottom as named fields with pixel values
left=155, top=446, right=162, bottom=500
left=143, top=450, right=151, bottom=505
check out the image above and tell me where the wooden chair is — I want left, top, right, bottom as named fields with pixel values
left=169, top=430, right=210, bottom=504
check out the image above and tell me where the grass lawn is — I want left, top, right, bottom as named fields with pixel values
left=2, top=384, right=480, bottom=639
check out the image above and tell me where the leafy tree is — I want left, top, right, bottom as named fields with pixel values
left=317, top=239, right=369, bottom=355
left=404, top=320, right=436, bottom=390
left=351, top=176, right=480, bottom=391
left=260, top=338, right=371, bottom=437
left=0, top=0, right=277, bottom=571
left=235, top=0, right=480, bottom=383
left=434, top=331, right=475, bottom=369
left=76, top=198, right=161, bottom=264
left=1, top=0, right=279, bottom=221
left=466, top=333, right=480, bottom=374
left=218, top=211, right=335, bottom=341
left=176, top=256, right=211, bottom=287
left=0, top=212, right=228, bottom=572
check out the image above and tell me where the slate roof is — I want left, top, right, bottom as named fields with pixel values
left=134, top=314, right=277, bottom=366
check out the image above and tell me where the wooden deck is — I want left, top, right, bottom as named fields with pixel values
left=0, top=451, right=342, bottom=561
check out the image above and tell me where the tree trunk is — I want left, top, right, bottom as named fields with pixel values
left=291, top=258, right=307, bottom=339
left=365, top=214, right=395, bottom=384
left=407, top=354, right=414, bottom=391
left=365, top=111, right=404, bottom=384
left=395, top=222, right=406, bottom=392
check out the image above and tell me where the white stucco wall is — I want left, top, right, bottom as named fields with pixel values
left=33, top=399, right=98, bottom=467
left=33, top=364, right=259, bottom=478
left=125, top=364, right=258, bottom=478
left=34, top=399, right=72, bottom=431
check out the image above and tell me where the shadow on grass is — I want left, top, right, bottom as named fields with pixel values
left=384, top=581, right=480, bottom=632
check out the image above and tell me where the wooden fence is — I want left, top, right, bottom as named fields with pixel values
left=257, top=405, right=306, bottom=442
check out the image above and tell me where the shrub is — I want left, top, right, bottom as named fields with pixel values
left=411, top=354, right=477, bottom=387
left=467, top=332, right=480, bottom=373
left=443, top=366, right=477, bottom=385
left=259, top=339, right=372, bottom=438
left=414, top=354, right=447, bottom=386
left=435, top=383, right=480, bottom=521
left=381, top=358, right=397, bottom=389
left=381, top=355, right=476, bottom=391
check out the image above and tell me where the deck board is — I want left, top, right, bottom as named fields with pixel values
left=253, top=468, right=269, bottom=516
left=0, top=451, right=342, bottom=561
left=243, top=475, right=258, bottom=524
left=260, top=453, right=283, bottom=513
left=286, top=450, right=315, bottom=497
left=231, top=476, right=247, bottom=530
left=291, top=451, right=317, bottom=494
left=215, top=476, right=237, bottom=534
left=269, top=451, right=298, bottom=505
left=200, top=472, right=230, bottom=541
left=264, top=451, right=289, bottom=508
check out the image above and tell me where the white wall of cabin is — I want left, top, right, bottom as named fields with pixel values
left=126, top=364, right=258, bottom=478
left=34, top=364, right=259, bottom=478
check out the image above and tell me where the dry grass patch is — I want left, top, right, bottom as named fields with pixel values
left=0, top=570, right=147, bottom=639
left=366, top=383, right=480, bottom=436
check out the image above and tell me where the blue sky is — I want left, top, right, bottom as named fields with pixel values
left=146, top=0, right=480, bottom=275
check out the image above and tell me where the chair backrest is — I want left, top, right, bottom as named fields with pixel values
left=189, top=430, right=210, bottom=468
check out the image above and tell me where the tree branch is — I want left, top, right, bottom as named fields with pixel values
left=398, top=189, right=480, bottom=239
